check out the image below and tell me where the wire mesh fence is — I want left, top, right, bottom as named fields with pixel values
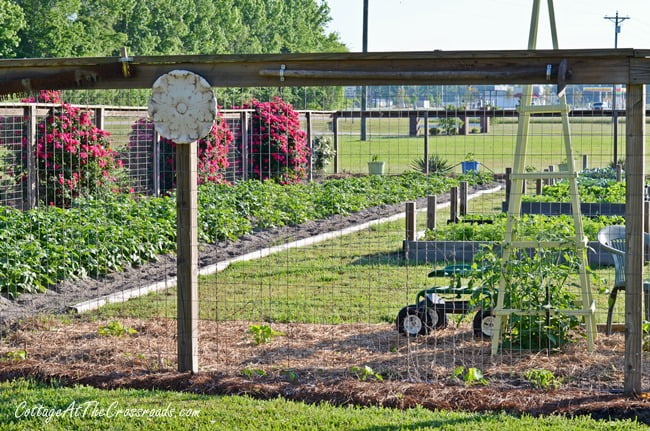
left=0, top=85, right=648, bottom=394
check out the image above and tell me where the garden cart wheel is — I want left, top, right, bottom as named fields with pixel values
left=417, top=300, right=447, bottom=331
left=473, top=308, right=495, bottom=338
left=396, top=305, right=430, bottom=336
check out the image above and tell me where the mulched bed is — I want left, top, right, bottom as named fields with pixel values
left=1, top=316, right=648, bottom=424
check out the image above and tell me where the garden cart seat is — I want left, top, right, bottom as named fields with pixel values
left=597, top=225, right=650, bottom=335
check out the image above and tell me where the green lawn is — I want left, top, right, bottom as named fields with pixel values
left=0, top=379, right=644, bottom=431
left=328, top=114, right=650, bottom=176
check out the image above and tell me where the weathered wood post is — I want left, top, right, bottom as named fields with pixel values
left=423, top=111, right=430, bottom=174
left=582, top=154, right=588, bottom=171
left=405, top=201, right=416, bottom=241
left=624, top=83, right=645, bottom=395
left=305, top=111, right=313, bottom=181
left=427, top=195, right=437, bottom=230
left=616, top=163, right=623, bottom=182
left=23, top=105, right=37, bottom=210
left=450, top=186, right=458, bottom=223
left=240, top=111, right=249, bottom=181
left=149, top=70, right=216, bottom=373
left=332, top=113, right=339, bottom=174
left=504, top=167, right=512, bottom=209
left=175, top=141, right=199, bottom=373
left=459, top=181, right=468, bottom=216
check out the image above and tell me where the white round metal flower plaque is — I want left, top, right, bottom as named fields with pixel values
left=148, top=70, right=216, bottom=144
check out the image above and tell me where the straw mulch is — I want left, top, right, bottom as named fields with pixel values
left=1, top=316, right=648, bottom=423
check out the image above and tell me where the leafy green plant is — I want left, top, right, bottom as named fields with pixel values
left=1, top=349, right=27, bottom=362
left=524, top=368, right=561, bottom=390
left=1, top=173, right=477, bottom=298
left=247, top=324, right=284, bottom=345
left=467, top=234, right=584, bottom=351
left=312, top=135, right=335, bottom=172
left=98, top=320, right=137, bottom=337
left=451, top=366, right=488, bottom=386
left=350, top=365, right=384, bottom=382
left=643, top=321, right=650, bottom=352
left=410, top=155, right=451, bottom=174
left=241, top=368, right=267, bottom=378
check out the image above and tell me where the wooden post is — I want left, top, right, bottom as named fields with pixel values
left=423, top=111, right=429, bottom=174
left=332, top=113, right=339, bottom=174
left=240, top=111, right=249, bottom=181
left=480, top=113, right=490, bottom=133
left=427, top=195, right=437, bottom=231
left=644, top=201, right=650, bottom=233
left=23, top=105, right=37, bottom=210
left=548, top=165, right=555, bottom=186
left=616, top=164, right=623, bottom=182
left=459, top=181, right=468, bottom=216
left=408, top=113, right=418, bottom=137
left=582, top=154, right=588, bottom=171
left=450, top=186, right=458, bottom=223
left=93, top=107, right=105, bottom=130
left=176, top=143, right=199, bottom=373
left=504, top=167, right=512, bottom=209
left=405, top=201, right=416, bottom=241
left=460, top=116, right=470, bottom=135
left=535, top=178, right=543, bottom=195
left=624, top=84, right=645, bottom=395
left=152, top=129, right=161, bottom=196
left=305, top=111, right=313, bottom=181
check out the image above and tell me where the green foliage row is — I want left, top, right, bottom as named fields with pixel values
left=423, top=214, right=624, bottom=242
left=1, top=173, right=481, bottom=298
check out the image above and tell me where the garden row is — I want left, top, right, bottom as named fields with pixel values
left=0, top=172, right=491, bottom=298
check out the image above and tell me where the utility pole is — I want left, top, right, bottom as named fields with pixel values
left=604, top=11, right=630, bottom=166
left=360, top=0, right=368, bottom=141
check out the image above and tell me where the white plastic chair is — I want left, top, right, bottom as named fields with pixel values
left=597, top=225, right=650, bottom=334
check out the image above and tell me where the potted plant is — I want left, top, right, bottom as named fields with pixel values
left=368, top=155, right=385, bottom=175
left=558, top=159, right=569, bottom=171
left=461, top=153, right=479, bottom=173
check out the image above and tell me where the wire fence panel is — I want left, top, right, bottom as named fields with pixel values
left=0, top=85, right=648, bottom=398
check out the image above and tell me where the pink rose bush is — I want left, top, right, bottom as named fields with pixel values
left=29, top=91, right=129, bottom=207
left=240, top=97, right=309, bottom=184
left=130, top=113, right=233, bottom=192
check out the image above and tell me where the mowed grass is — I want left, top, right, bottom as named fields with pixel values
left=1, top=379, right=646, bottom=431
left=333, top=117, right=643, bottom=175
left=94, top=190, right=621, bottom=326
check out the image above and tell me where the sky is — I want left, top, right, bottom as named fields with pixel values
left=324, top=0, right=650, bottom=52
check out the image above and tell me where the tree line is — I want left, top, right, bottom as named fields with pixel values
left=1, top=0, right=347, bottom=108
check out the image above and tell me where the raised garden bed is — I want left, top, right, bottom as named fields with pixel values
left=403, top=239, right=614, bottom=266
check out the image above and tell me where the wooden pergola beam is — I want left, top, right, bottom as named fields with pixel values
left=1, top=49, right=650, bottom=96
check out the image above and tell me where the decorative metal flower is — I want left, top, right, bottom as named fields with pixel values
left=148, top=70, right=216, bottom=144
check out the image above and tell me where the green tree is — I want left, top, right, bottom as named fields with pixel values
left=0, top=0, right=25, bottom=57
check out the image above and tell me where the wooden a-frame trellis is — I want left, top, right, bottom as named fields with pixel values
left=490, top=0, right=597, bottom=355
left=0, top=41, right=647, bottom=395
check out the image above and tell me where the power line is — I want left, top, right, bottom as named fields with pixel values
left=604, top=11, right=630, bottom=166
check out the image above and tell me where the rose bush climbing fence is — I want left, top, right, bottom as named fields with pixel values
left=241, top=97, right=309, bottom=184
left=28, top=91, right=129, bottom=207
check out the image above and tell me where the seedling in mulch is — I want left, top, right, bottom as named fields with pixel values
left=241, top=368, right=267, bottom=378
left=350, top=365, right=384, bottom=382
left=451, top=366, right=488, bottom=386
left=523, top=368, right=562, bottom=390
left=247, top=324, right=284, bottom=345
left=98, top=320, right=138, bottom=337
left=1, top=349, right=27, bottom=362
left=281, top=369, right=299, bottom=382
